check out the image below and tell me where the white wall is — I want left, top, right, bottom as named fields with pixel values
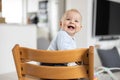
left=0, top=24, right=37, bottom=74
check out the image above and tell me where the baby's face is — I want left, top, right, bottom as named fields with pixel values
left=60, top=11, right=82, bottom=37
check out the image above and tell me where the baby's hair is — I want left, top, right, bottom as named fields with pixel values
left=61, top=9, right=82, bottom=21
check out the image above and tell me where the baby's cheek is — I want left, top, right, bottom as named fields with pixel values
left=76, top=27, right=80, bottom=32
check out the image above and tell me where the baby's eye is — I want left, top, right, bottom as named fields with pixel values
left=66, top=18, right=70, bottom=20
left=75, top=20, right=79, bottom=22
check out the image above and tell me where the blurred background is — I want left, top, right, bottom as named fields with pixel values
left=0, top=0, right=120, bottom=79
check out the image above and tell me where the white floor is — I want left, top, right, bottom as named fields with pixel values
left=0, top=72, right=18, bottom=80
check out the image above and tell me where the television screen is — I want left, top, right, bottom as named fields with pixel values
left=93, top=0, right=120, bottom=37
left=109, top=1, right=120, bottom=35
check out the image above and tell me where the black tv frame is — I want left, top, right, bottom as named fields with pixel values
left=92, top=0, right=120, bottom=40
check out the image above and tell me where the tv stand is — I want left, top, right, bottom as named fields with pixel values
left=99, top=36, right=119, bottom=41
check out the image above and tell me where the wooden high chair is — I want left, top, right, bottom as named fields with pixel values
left=12, top=44, right=94, bottom=80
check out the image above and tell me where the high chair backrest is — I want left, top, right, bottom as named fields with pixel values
left=12, top=44, right=94, bottom=80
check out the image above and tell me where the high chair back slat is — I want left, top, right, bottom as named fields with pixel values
left=22, top=63, right=88, bottom=79
left=12, top=44, right=94, bottom=80
left=20, top=47, right=88, bottom=63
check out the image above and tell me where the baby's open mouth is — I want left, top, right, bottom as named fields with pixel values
left=68, top=26, right=75, bottom=29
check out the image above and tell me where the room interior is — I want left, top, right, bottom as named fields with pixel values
left=0, top=0, right=120, bottom=80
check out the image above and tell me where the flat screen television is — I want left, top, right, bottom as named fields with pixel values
left=92, top=0, right=120, bottom=40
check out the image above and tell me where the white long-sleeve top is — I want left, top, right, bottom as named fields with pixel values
left=48, top=30, right=77, bottom=50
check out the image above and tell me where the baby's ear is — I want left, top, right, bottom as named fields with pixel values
left=80, top=25, right=82, bottom=30
left=59, top=21, right=62, bottom=27
left=77, top=25, right=82, bottom=32
left=80, top=25, right=82, bottom=28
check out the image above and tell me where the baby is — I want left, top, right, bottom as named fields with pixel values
left=48, top=9, right=82, bottom=50
left=41, top=9, right=82, bottom=66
